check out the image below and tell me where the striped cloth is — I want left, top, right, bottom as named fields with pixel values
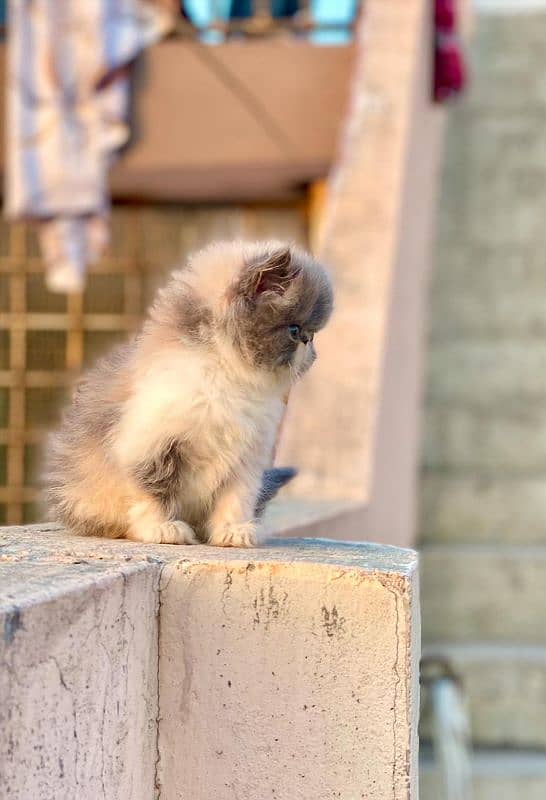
left=5, top=0, right=176, bottom=292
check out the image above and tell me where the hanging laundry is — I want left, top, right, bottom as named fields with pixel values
left=434, top=0, right=467, bottom=102
left=5, top=0, right=177, bottom=292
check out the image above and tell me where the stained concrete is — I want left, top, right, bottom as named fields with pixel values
left=0, top=524, right=419, bottom=799
left=0, top=525, right=162, bottom=800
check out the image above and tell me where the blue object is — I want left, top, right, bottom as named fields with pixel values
left=271, top=0, right=299, bottom=16
left=310, top=0, right=358, bottom=44
left=230, top=1, right=299, bottom=19
left=183, top=0, right=232, bottom=42
left=229, top=0, right=251, bottom=17
left=182, top=0, right=358, bottom=43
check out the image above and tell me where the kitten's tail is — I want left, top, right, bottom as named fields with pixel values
left=255, top=467, right=297, bottom=518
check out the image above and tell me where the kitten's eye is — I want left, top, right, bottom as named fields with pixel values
left=288, top=324, right=300, bottom=341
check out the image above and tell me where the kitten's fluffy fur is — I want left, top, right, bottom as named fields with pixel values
left=44, top=240, right=333, bottom=547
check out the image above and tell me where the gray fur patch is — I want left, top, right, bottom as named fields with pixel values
left=148, top=277, right=213, bottom=342
left=132, top=439, right=187, bottom=516
left=227, top=244, right=333, bottom=371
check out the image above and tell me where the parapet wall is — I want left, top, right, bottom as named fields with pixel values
left=0, top=525, right=419, bottom=800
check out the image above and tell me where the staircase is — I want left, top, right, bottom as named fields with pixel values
left=419, top=7, right=546, bottom=797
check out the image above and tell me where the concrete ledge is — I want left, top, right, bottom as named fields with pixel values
left=0, top=525, right=419, bottom=800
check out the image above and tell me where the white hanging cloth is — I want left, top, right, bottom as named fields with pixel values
left=5, top=0, right=176, bottom=292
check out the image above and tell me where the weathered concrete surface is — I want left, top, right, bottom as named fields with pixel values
left=421, top=545, right=546, bottom=643
left=158, top=553, right=419, bottom=799
left=0, top=527, right=161, bottom=800
left=420, top=644, right=546, bottom=749
left=420, top=750, right=546, bottom=800
left=0, top=525, right=419, bottom=800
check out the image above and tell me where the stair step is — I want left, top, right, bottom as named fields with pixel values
left=420, top=644, right=546, bottom=749
left=426, top=340, right=546, bottom=406
left=422, top=402, right=546, bottom=472
left=422, top=544, right=546, bottom=642
left=420, top=473, right=546, bottom=545
left=429, top=260, right=546, bottom=340
left=420, top=749, right=546, bottom=800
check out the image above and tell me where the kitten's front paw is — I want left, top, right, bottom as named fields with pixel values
left=128, top=520, right=198, bottom=545
left=157, top=521, right=199, bottom=544
left=208, top=522, right=257, bottom=548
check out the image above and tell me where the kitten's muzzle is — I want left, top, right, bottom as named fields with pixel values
left=276, top=338, right=316, bottom=371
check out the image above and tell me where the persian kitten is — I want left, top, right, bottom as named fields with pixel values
left=44, top=240, right=333, bottom=547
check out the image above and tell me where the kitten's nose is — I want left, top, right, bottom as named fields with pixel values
left=301, top=332, right=310, bottom=345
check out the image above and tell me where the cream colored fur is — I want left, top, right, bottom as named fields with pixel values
left=44, top=240, right=332, bottom=547
left=118, top=340, right=286, bottom=545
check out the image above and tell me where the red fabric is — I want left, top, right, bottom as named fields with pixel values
left=435, top=0, right=456, bottom=28
left=434, top=0, right=467, bottom=103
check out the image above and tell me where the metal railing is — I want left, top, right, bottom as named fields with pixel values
left=422, top=657, right=474, bottom=800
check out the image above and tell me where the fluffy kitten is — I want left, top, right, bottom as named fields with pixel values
left=44, top=240, right=333, bottom=547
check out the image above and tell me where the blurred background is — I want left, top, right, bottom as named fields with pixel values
left=419, top=3, right=546, bottom=798
left=1, top=0, right=545, bottom=797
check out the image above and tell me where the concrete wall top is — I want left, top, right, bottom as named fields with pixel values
left=0, top=524, right=418, bottom=610
left=1, top=524, right=419, bottom=799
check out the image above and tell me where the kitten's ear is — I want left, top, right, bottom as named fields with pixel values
left=239, top=247, right=299, bottom=298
